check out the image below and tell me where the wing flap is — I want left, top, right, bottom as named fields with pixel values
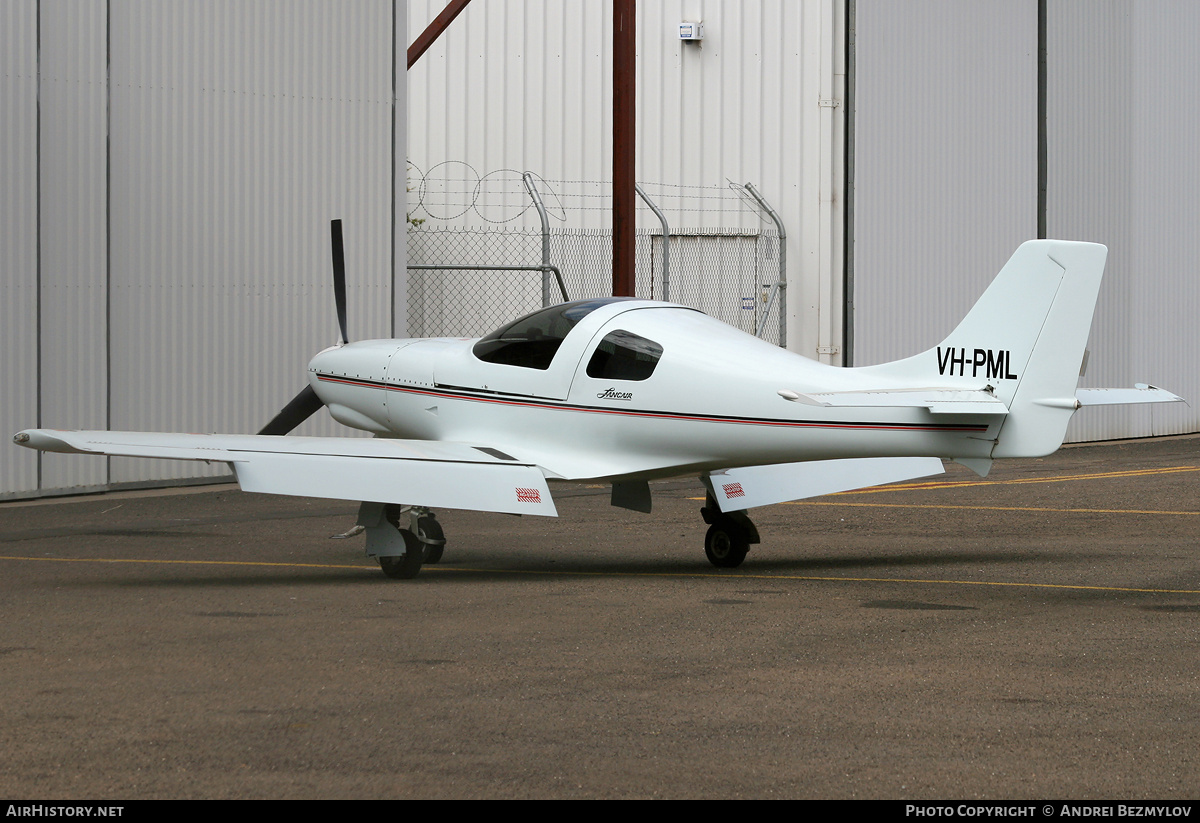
left=232, top=453, right=556, bottom=516
left=706, top=456, right=945, bottom=511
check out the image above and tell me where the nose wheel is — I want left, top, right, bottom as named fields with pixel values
left=413, top=512, right=446, bottom=564
left=701, top=492, right=759, bottom=569
left=360, top=503, right=450, bottom=580
left=378, top=528, right=424, bottom=579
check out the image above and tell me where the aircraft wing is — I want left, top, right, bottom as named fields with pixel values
left=12, top=429, right=558, bottom=516
left=782, top=388, right=1009, bottom=416
left=707, top=456, right=945, bottom=512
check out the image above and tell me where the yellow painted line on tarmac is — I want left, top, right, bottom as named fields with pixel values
left=716, top=573, right=1200, bottom=595
left=690, top=466, right=1200, bottom=513
left=4, top=553, right=1200, bottom=595
left=785, top=500, right=1200, bottom=516
left=842, top=465, right=1200, bottom=494
left=0, top=554, right=366, bottom=570
left=431, top=567, right=1200, bottom=593
left=689, top=496, right=1200, bottom=515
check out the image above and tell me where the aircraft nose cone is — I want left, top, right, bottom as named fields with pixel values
left=306, top=340, right=410, bottom=435
left=307, top=339, right=412, bottom=397
left=307, top=344, right=345, bottom=378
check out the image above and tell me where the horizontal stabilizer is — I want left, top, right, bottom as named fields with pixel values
left=706, top=456, right=945, bottom=512
left=781, top=388, right=1008, bottom=416
left=1075, top=385, right=1185, bottom=407
left=12, top=429, right=558, bottom=516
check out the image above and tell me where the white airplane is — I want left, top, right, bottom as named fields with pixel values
left=14, top=223, right=1183, bottom=579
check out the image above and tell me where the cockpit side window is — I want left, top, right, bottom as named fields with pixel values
left=586, top=330, right=663, bottom=381
left=473, top=298, right=636, bottom=370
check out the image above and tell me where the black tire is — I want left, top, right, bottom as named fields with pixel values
left=415, top=514, right=446, bottom=565
left=378, top=528, right=424, bottom=579
left=705, top=521, right=750, bottom=568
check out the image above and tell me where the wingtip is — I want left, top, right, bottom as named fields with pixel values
left=12, top=429, right=77, bottom=453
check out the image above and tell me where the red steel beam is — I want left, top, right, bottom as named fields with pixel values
left=612, top=0, right=636, bottom=297
left=408, top=0, right=473, bottom=69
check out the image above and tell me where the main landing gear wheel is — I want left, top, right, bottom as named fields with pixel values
left=705, top=519, right=750, bottom=568
left=700, top=492, right=760, bottom=570
left=378, top=527, right=424, bottom=579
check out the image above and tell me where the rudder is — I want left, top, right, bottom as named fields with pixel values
left=990, top=241, right=1107, bottom=456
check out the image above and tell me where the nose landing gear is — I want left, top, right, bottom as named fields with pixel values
left=358, top=502, right=449, bottom=579
left=412, top=510, right=446, bottom=565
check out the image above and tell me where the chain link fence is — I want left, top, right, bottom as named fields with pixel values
left=406, top=226, right=784, bottom=344
left=404, top=168, right=786, bottom=345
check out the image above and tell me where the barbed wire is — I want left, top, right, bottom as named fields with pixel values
left=406, top=161, right=768, bottom=225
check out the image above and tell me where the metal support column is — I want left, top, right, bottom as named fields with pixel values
left=634, top=183, right=670, bottom=301
left=744, top=183, right=787, bottom=348
left=523, top=172, right=554, bottom=306
left=612, top=0, right=636, bottom=296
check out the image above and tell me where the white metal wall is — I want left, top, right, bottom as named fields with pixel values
left=38, top=0, right=109, bottom=491
left=850, top=0, right=1039, bottom=366
left=406, top=0, right=845, bottom=362
left=10, top=1, right=1196, bottom=501
left=1047, top=0, right=1198, bottom=440
left=851, top=0, right=1198, bottom=443
left=1, top=0, right=406, bottom=498
left=0, top=1, right=40, bottom=497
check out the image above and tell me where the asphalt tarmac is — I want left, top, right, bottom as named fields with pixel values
left=2, top=436, right=1198, bottom=799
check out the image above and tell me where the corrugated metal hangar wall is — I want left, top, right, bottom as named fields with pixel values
left=851, top=0, right=1199, bottom=442
left=2, top=1, right=406, bottom=498
left=405, top=0, right=845, bottom=364
left=4, top=0, right=1199, bottom=500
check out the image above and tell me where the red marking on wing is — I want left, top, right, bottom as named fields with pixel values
left=722, top=482, right=745, bottom=499
left=516, top=487, right=542, bottom=503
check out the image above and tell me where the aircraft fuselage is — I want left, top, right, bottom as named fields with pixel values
left=308, top=301, right=1000, bottom=482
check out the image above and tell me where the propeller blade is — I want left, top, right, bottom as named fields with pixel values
left=258, top=385, right=324, bottom=436
left=257, top=220, right=346, bottom=436
left=331, top=219, right=349, bottom=344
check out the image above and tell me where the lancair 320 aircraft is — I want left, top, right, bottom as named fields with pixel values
left=14, top=223, right=1183, bottom=578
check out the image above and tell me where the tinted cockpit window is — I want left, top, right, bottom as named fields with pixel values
left=473, top=298, right=637, bottom=369
left=586, top=330, right=663, bottom=381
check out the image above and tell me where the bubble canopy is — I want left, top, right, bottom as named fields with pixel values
left=472, top=298, right=640, bottom=370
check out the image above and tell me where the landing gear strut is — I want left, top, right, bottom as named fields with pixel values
left=700, top=492, right=760, bottom=569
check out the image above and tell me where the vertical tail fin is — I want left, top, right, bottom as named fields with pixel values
left=858, top=240, right=1108, bottom=457
left=987, top=241, right=1107, bottom=456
